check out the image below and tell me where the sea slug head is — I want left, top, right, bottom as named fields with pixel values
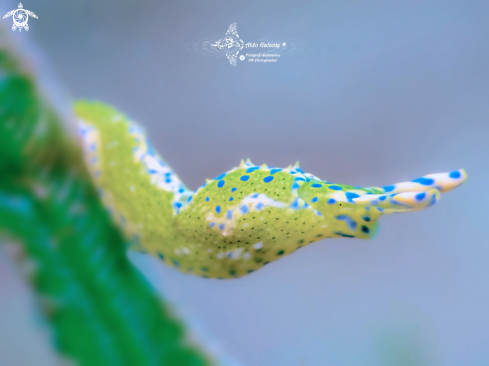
left=297, top=181, right=383, bottom=239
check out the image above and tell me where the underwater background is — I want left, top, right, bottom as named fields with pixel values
left=1, top=0, right=488, bottom=365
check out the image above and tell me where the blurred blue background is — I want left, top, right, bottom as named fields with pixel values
left=1, top=0, right=488, bottom=365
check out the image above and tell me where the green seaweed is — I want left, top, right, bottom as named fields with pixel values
left=0, top=28, right=211, bottom=366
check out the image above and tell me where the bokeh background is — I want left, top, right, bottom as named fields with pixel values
left=1, top=0, right=488, bottom=365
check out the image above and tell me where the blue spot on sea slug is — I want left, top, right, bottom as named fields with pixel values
left=345, top=192, right=360, bottom=202
left=217, top=180, right=225, bottom=188
left=335, top=215, right=357, bottom=231
left=449, top=171, right=461, bottom=179
left=290, top=199, right=300, bottom=209
left=329, top=185, right=343, bottom=191
left=415, top=192, right=426, bottom=201
left=412, top=177, right=434, bottom=185
left=382, top=185, right=395, bottom=192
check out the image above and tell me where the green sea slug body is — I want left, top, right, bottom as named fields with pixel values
left=76, top=101, right=467, bottom=279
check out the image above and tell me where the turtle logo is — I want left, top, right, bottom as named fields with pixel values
left=211, top=23, right=244, bottom=67
left=3, top=3, right=38, bottom=32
